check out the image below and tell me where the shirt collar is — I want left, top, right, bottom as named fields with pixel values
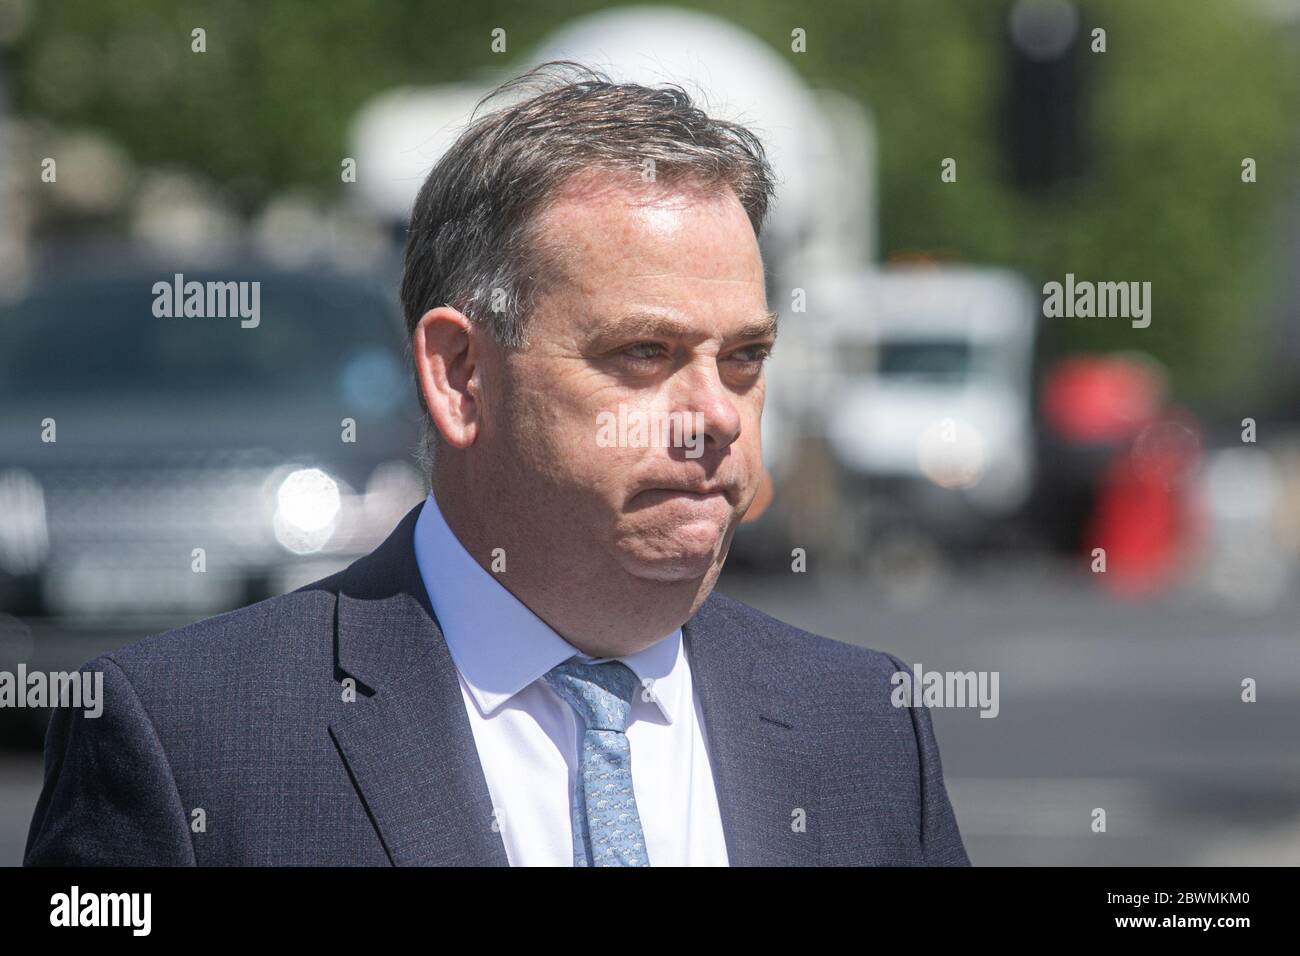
left=412, top=492, right=680, bottom=723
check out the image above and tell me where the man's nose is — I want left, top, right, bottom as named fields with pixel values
left=673, top=359, right=742, bottom=452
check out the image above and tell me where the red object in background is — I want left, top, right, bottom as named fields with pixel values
left=1042, top=354, right=1201, bottom=597
left=1041, top=355, right=1166, bottom=445
left=1084, top=414, right=1203, bottom=598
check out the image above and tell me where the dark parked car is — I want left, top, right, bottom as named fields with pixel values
left=0, top=253, right=426, bottom=707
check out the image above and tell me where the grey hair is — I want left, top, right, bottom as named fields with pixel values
left=398, top=60, right=776, bottom=477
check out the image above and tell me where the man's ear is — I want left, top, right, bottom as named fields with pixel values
left=412, top=306, right=482, bottom=449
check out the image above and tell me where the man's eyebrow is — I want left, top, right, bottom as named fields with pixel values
left=734, top=311, right=780, bottom=343
left=589, top=310, right=779, bottom=343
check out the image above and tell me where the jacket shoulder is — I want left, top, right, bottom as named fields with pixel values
left=95, top=566, right=350, bottom=681
left=697, top=589, right=910, bottom=683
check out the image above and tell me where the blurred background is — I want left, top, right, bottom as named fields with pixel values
left=1, top=0, right=1298, bottom=866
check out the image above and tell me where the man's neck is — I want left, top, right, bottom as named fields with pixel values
left=430, top=483, right=717, bottom=658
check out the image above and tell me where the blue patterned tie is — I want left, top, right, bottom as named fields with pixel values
left=542, top=656, right=650, bottom=866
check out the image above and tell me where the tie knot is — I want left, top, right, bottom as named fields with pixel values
left=543, top=657, right=640, bottom=732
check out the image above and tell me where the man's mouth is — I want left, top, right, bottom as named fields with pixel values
left=637, top=483, right=734, bottom=504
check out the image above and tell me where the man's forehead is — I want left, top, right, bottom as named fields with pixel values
left=525, top=169, right=768, bottom=335
left=533, top=169, right=756, bottom=261
left=538, top=191, right=759, bottom=299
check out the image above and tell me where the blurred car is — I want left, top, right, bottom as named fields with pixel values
left=0, top=250, right=426, bottom=680
left=824, top=265, right=1040, bottom=551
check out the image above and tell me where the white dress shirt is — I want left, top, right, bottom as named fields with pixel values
left=412, top=492, right=730, bottom=866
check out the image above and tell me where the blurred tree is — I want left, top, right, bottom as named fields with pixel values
left=8, top=0, right=1299, bottom=407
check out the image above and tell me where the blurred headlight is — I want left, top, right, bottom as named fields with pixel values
left=915, top=418, right=988, bottom=490
left=273, top=468, right=341, bottom=554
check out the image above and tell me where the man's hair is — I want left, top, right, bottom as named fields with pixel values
left=398, top=60, right=776, bottom=476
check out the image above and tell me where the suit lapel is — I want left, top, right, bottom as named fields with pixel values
left=328, top=504, right=509, bottom=866
left=683, top=595, right=823, bottom=866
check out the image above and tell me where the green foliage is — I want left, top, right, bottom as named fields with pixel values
left=10, top=0, right=1298, bottom=403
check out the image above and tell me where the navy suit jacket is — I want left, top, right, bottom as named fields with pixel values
left=24, top=503, right=970, bottom=866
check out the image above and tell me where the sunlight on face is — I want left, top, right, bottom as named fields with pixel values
left=498, top=172, right=773, bottom=583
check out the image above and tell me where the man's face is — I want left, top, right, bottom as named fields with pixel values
left=483, top=172, right=772, bottom=584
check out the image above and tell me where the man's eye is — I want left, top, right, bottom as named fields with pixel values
left=623, top=343, right=667, bottom=361
left=730, top=345, right=773, bottom=364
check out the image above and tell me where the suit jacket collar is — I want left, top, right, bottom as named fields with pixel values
left=329, top=502, right=821, bottom=866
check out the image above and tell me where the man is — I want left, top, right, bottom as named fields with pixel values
left=25, top=64, right=969, bottom=867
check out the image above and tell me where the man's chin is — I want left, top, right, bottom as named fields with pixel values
left=613, top=536, right=726, bottom=583
left=610, top=504, right=740, bottom=581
